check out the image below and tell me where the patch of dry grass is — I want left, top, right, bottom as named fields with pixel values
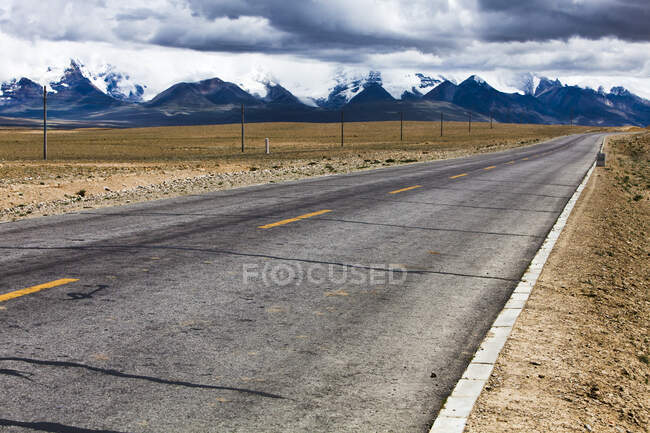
left=0, top=121, right=597, bottom=162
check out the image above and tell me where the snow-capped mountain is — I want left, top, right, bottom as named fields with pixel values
left=513, top=73, right=565, bottom=97
left=397, top=73, right=445, bottom=100
left=314, top=71, right=385, bottom=109
left=97, top=67, right=146, bottom=103
left=0, top=62, right=648, bottom=127
left=0, top=78, right=43, bottom=105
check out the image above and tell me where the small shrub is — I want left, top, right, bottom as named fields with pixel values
left=76, top=189, right=86, bottom=197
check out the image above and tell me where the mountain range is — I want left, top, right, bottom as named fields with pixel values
left=0, top=60, right=648, bottom=128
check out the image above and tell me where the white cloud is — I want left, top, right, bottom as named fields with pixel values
left=0, top=0, right=648, bottom=100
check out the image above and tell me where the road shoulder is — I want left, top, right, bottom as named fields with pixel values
left=464, top=132, right=649, bottom=432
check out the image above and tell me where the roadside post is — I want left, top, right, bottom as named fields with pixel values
left=265, top=138, right=270, bottom=154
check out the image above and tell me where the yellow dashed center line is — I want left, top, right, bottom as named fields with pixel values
left=0, top=278, right=79, bottom=303
left=388, top=185, right=422, bottom=194
left=449, top=173, right=468, bottom=179
left=522, top=157, right=529, bottom=160
left=506, top=160, right=516, bottom=164
left=483, top=166, right=497, bottom=170
left=258, top=209, right=332, bottom=229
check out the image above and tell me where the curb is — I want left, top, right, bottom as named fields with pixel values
left=429, top=153, right=599, bottom=433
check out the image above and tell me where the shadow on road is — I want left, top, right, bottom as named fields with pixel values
left=0, top=419, right=126, bottom=433
left=65, top=285, right=108, bottom=300
left=0, top=357, right=285, bottom=399
left=0, top=368, right=34, bottom=381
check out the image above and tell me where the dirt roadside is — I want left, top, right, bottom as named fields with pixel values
left=465, top=132, right=649, bottom=432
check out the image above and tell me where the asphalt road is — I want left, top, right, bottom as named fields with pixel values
left=0, top=133, right=603, bottom=433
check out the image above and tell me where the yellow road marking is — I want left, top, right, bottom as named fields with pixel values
left=506, top=160, right=515, bottom=164
left=388, top=185, right=422, bottom=194
left=522, top=157, right=529, bottom=160
left=484, top=166, right=496, bottom=170
left=258, top=209, right=331, bottom=229
left=450, top=173, right=468, bottom=179
left=0, top=278, right=79, bottom=303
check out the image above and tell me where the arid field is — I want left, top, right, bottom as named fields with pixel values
left=0, top=121, right=599, bottom=161
left=0, top=121, right=615, bottom=221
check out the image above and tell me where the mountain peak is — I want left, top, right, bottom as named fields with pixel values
left=460, top=75, right=491, bottom=88
left=263, top=82, right=303, bottom=105
left=534, top=77, right=563, bottom=96
left=610, top=86, right=631, bottom=97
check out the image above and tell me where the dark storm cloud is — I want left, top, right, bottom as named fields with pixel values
left=181, top=0, right=431, bottom=55
left=1, top=0, right=648, bottom=62
left=478, top=0, right=650, bottom=42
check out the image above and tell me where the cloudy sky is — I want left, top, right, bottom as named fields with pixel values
left=0, top=0, right=649, bottom=100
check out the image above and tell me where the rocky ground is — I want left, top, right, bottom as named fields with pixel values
left=465, top=132, right=649, bottom=433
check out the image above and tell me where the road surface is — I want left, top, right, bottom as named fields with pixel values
left=0, top=133, right=602, bottom=432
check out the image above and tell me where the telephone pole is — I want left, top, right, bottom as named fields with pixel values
left=43, top=85, right=47, bottom=160
left=440, top=112, right=443, bottom=137
left=468, top=112, right=472, bottom=134
left=400, top=111, right=403, bottom=141
left=490, top=110, right=493, bottom=129
left=340, top=110, right=344, bottom=147
left=241, top=103, right=245, bottom=152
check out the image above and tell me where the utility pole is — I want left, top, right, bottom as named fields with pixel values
left=241, top=103, right=245, bottom=152
left=490, top=110, right=493, bottom=129
left=570, top=108, right=573, bottom=127
left=43, top=85, right=47, bottom=160
left=468, top=112, right=471, bottom=134
left=440, top=112, right=443, bottom=137
left=340, top=110, right=344, bottom=147
left=400, top=111, right=403, bottom=141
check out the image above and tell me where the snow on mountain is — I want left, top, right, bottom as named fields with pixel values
left=391, top=72, right=445, bottom=100
left=25, top=60, right=145, bottom=102
left=314, top=70, right=384, bottom=109
left=469, top=75, right=486, bottom=85
left=235, top=70, right=305, bottom=106
left=97, top=66, right=146, bottom=103
left=512, top=72, right=545, bottom=96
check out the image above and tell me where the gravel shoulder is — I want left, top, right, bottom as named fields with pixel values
left=464, top=132, right=649, bottom=433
